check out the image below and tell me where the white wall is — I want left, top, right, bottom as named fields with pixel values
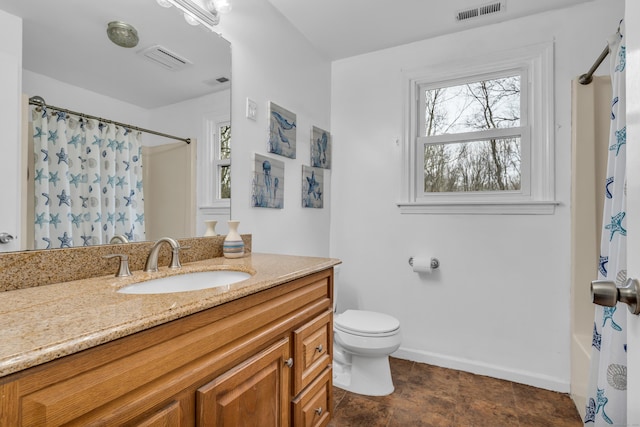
left=217, top=0, right=332, bottom=257
left=329, top=0, right=624, bottom=392
left=0, top=10, right=22, bottom=252
left=23, top=70, right=150, bottom=127
left=624, top=1, right=640, bottom=421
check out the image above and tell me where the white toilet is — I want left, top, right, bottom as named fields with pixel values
left=333, top=309, right=402, bottom=396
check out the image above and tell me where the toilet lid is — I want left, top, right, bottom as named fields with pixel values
left=334, top=310, right=400, bottom=335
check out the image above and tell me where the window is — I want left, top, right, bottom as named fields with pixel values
left=216, top=121, right=231, bottom=200
left=199, top=115, right=231, bottom=213
left=400, top=43, right=557, bottom=214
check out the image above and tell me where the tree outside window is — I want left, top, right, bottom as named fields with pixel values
left=218, top=123, right=231, bottom=199
left=421, top=75, right=522, bottom=193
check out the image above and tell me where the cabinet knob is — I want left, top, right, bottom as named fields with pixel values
left=284, top=358, right=293, bottom=368
left=315, top=407, right=323, bottom=416
left=315, top=344, right=323, bottom=353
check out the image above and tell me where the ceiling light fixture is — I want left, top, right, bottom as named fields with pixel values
left=211, top=0, right=232, bottom=14
left=183, top=12, right=201, bottom=26
left=156, top=0, right=232, bottom=30
left=106, top=21, right=139, bottom=48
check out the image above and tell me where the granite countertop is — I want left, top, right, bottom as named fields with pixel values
left=0, top=253, right=340, bottom=378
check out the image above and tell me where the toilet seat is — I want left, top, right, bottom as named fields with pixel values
left=334, top=310, right=400, bottom=337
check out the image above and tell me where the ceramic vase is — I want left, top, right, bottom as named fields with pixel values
left=203, top=220, right=218, bottom=236
left=223, top=220, right=245, bottom=258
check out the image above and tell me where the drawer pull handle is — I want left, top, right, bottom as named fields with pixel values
left=284, top=358, right=293, bottom=368
left=315, top=407, right=323, bottom=416
left=315, top=344, right=323, bottom=353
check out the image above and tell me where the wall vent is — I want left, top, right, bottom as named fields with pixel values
left=456, top=1, right=505, bottom=21
left=138, top=45, right=192, bottom=71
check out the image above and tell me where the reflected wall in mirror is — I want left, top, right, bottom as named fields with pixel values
left=0, top=0, right=231, bottom=251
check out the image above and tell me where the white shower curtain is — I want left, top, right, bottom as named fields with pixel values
left=584, top=20, right=626, bottom=426
left=32, top=108, right=146, bottom=249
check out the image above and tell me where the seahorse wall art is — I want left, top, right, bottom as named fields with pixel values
left=310, top=126, right=331, bottom=170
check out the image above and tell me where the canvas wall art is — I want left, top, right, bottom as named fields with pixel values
left=310, top=126, right=331, bottom=169
left=252, top=153, right=284, bottom=208
left=268, top=102, right=296, bottom=159
left=302, top=165, right=323, bottom=209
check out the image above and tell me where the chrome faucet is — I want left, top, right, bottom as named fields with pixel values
left=109, top=234, right=130, bottom=244
left=144, top=237, right=183, bottom=272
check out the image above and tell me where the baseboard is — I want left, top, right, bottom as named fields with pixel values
left=392, top=346, right=570, bottom=393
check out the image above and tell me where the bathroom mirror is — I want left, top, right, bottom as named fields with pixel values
left=0, top=0, right=232, bottom=251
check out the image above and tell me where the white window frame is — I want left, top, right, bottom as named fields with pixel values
left=199, top=113, right=230, bottom=215
left=399, top=42, right=558, bottom=214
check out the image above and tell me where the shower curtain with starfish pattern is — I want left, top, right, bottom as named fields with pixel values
left=32, top=108, right=145, bottom=249
left=584, top=20, right=627, bottom=426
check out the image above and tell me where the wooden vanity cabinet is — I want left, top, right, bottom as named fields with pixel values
left=0, top=268, right=334, bottom=427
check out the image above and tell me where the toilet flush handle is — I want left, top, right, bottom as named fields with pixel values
left=591, top=278, right=640, bottom=315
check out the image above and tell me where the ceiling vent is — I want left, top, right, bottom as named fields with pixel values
left=138, top=45, right=192, bottom=71
left=203, top=76, right=230, bottom=87
left=456, top=1, right=505, bottom=22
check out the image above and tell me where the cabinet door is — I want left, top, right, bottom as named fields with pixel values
left=134, top=400, right=182, bottom=427
left=197, top=338, right=291, bottom=427
left=293, top=310, right=332, bottom=395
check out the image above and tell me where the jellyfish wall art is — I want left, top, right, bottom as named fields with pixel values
left=252, top=153, right=285, bottom=209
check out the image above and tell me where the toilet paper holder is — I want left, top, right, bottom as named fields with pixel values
left=408, top=257, right=440, bottom=269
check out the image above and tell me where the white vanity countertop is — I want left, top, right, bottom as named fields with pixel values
left=0, top=253, right=340, bottom=378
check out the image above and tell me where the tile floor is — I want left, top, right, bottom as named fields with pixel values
left=328, top=357, right=583, bottom=427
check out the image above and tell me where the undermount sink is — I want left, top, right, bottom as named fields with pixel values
left=117, top=270, right=251, bottom=294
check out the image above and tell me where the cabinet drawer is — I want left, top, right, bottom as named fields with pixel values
left=293, top=310, right=332, bottom=395
left=292, top=367, right=332, bottom=427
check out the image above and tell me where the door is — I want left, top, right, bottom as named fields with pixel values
left=142, top=140, right=196, bottom=241
left=626, top=2, right=640, bottom=423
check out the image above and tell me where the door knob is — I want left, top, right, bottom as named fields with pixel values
left=591, top=278, right=640, bottom=315
left=0, top=233, right=14, bottom=244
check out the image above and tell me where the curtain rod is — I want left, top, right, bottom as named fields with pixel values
left=578, top=44, right=610, bottom=85
left=579, top=23, right=622, bottom=86
left=28, top=96, right=191, bottom=144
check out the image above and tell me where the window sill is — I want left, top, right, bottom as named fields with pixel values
left=397, top=200, right=559, bottom=215
left=199, top=204, right=230, bottom=216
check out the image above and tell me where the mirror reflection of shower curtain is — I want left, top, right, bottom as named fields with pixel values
left=32, top=108, right=145, bottom=249
left=584, top=20, right=626, bottom=426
